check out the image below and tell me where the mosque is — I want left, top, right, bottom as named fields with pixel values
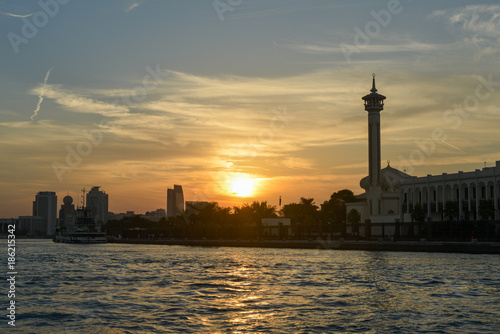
left=346, top=75, right=500, bottom=237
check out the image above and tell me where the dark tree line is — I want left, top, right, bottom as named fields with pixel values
left=409, top=200, right=498, bottom=240
left=104, top=189, right=357, bottom=240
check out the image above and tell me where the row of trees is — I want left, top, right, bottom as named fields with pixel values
left=407, top=200, right=498, bottom=240
left=104, top=189, right=358, bottom=240
left=410, top=199, right=496, bottom=222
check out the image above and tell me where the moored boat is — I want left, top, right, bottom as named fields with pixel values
left=53, top=206, right=107, bottom=244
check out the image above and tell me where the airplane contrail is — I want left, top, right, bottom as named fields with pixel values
left=440, top=139, right=466, bottom=153
left=31, top=68, right=53, bottom=120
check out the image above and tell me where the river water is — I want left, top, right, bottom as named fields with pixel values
left=5, top=240, right=500, bottom=333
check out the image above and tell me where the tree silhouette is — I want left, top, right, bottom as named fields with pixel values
left=347, top=208, right=361, bottom=237
left=410, top=203, right=426, bottom=237
left=443, top=201, right=458, bottom=221
left=183, top=202, right=230, bottom=239
left=233, top=201, right=277, bottom=239
left=411, top=204, right=425, bottom=222
left=104, top=192, right=360, bottom=241
left=320, top=189, right=355, bottom=236
left=282, top=197, right=318, bottom=238
left=479, top=199, right=495, bottom=220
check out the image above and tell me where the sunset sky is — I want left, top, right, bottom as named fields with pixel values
left=2, top=0, right=500, bottom=217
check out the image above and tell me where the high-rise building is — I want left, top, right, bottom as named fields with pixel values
left=167, top=188, right=175, bottom=218
left=33, top=191, right=57, bottom=236
left=59, top=195, right=76, bottom=228
left=19, top=216, right=45, bottom=236
left=86, top=186, right=108, bottom=225
left=167, top=185, right=184, bottom=218
left=174, top=185, right=184, bottom=214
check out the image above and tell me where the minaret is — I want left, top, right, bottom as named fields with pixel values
left=362, top=74, right=386, bottom=186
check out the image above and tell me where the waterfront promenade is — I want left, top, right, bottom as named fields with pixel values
left=109, top=239, right=500, bottom=254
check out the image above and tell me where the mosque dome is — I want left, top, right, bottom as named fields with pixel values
left=360, top=163, right=410, bottom=192
left=63, top=195, right=73, bottom=205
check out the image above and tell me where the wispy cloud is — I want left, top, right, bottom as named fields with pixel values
left=125, top=1, right=144, bottom=12
left=6, top=65, right=500, bottom=216
left=31, top=68, right=53, bottom=120
left=429, top=5, right=500, bottom=38
left=0, top=11, right=33, bottom=18
left=19, top=68, right=500, bottom=191
left=429, top=5, right=500, bottom=58
left=274, top=39, right=444, bottom=55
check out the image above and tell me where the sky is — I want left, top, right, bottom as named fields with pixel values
left=2, top=0, right=500, bottom=217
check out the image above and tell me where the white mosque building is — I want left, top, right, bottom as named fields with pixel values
left=400, top=162, right=500, bottom=223
left=346, top=75, right=500, bottom=237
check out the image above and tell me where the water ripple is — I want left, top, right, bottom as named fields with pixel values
left=10, top=240, right=500, bottom=333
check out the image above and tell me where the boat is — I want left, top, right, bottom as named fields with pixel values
left=53, top=206, right=107, bottom=244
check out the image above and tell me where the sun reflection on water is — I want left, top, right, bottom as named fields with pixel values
left=17, top=241, right=500, bottom=333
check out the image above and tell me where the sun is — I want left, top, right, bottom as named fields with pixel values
left=230, top=176, right=255, bottom=197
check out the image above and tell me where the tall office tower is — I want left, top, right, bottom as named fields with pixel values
left=33, top=191, right=57, bottom=236
left=167, top=188, right=175, bottom=218
left=86, top=186, right=109, bottom=224
left=174, top=185, right=184, bottom=214
left=167, top=185, right=184, bottom=218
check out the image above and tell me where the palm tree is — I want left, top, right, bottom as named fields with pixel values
left=443, top=201, right=458, bottom=221
left=233, top=201, right=277, bottom=239
left=281, top=198, right=318, bottom=238
left=411, top=204, right=425, bottom=222
left=479, top=199, right=495, bottom=220
left=299, top=198, right=318, bottom=238
left=320, top=189, right=355, bottom=236
left=347, top=209, right=361, bottom=237
left=411, top=204, right=426, bottom=238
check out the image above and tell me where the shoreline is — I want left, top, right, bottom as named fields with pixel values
left=108, top=239, right=500, bottom=254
